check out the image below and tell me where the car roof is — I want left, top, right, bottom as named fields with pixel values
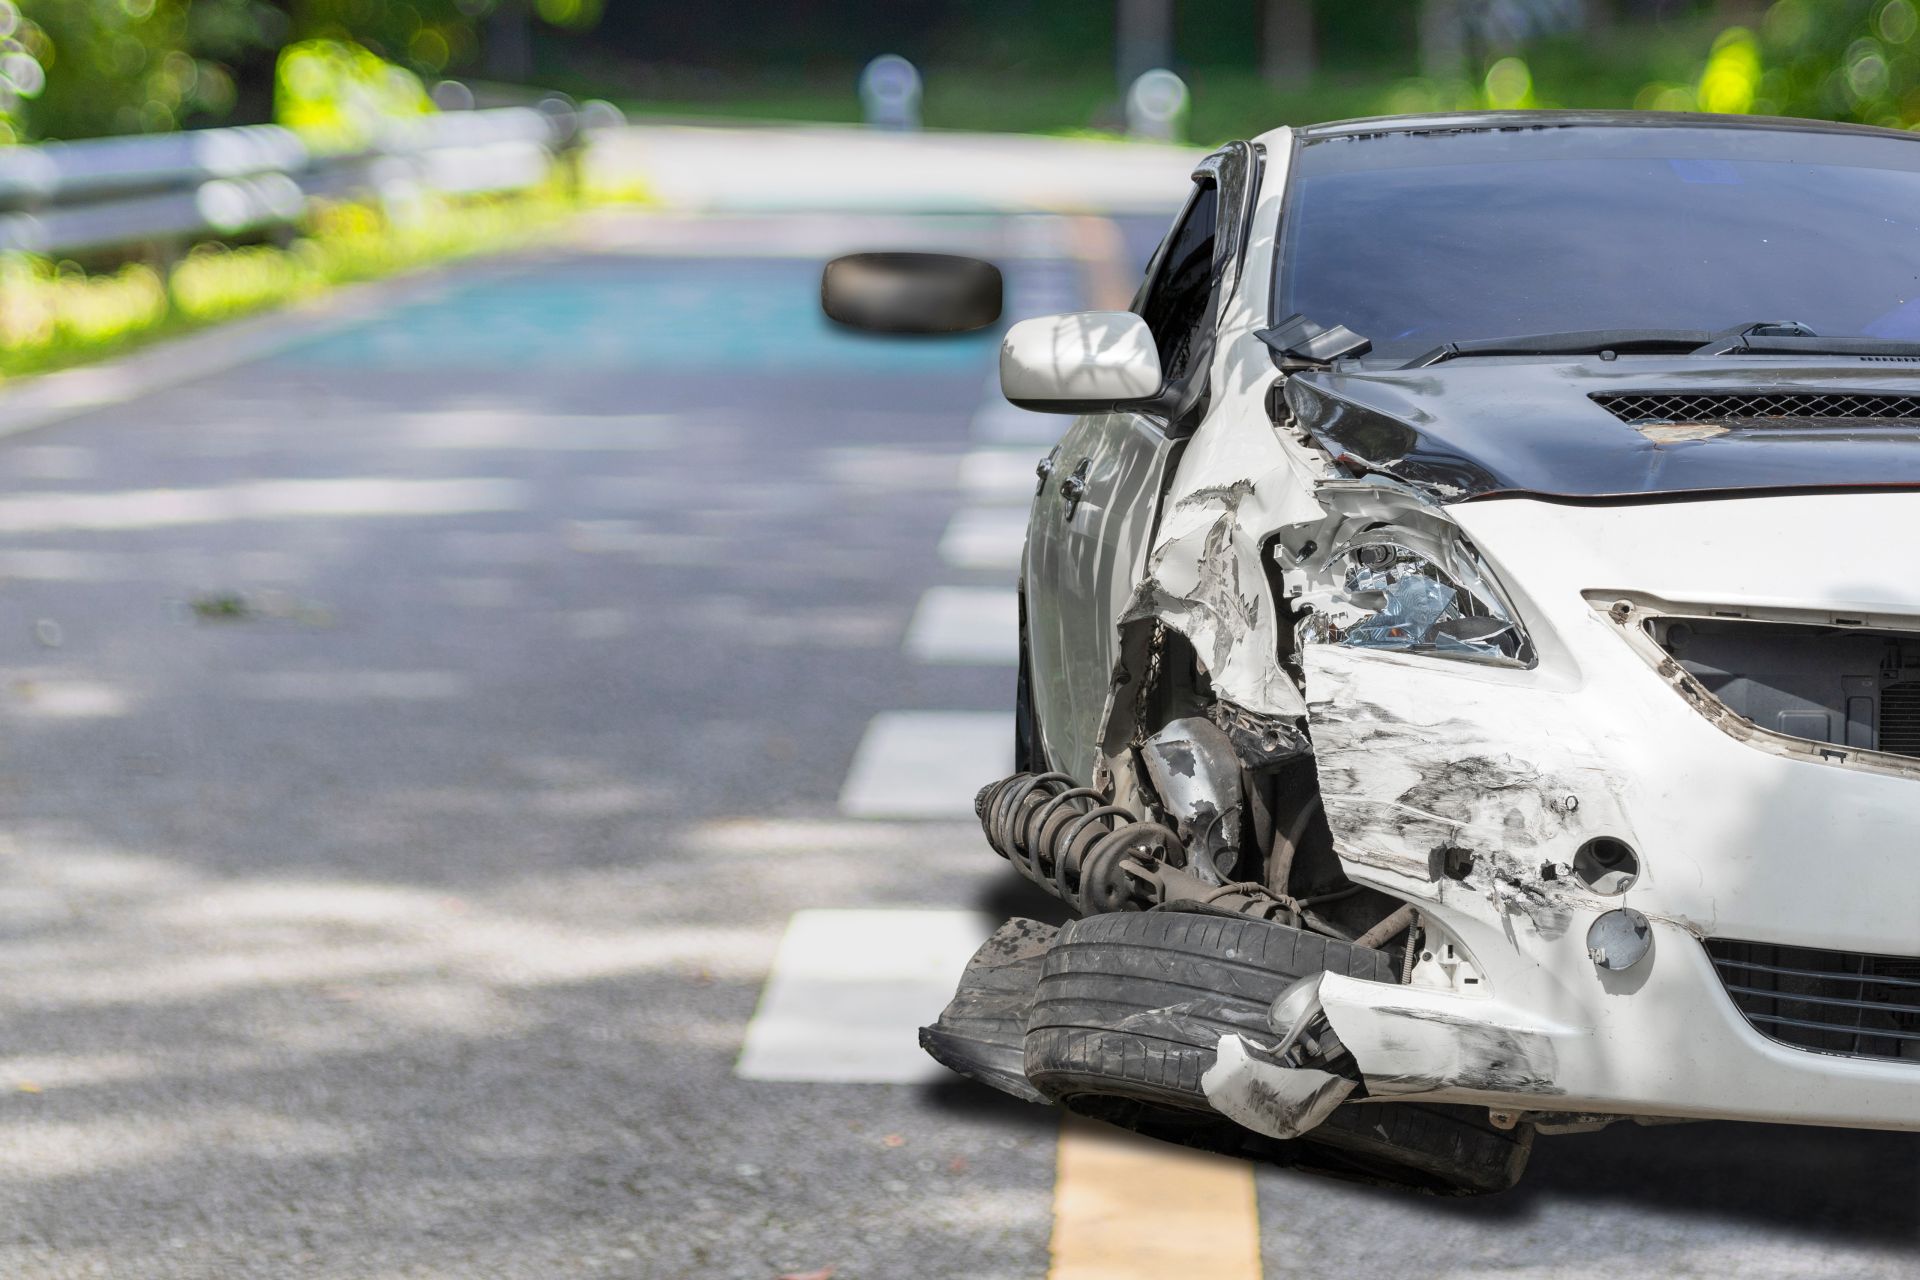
left=1297, top=108, right=1920, bottom=143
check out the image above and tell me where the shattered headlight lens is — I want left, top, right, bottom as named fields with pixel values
left=1300, top=538, right=1533, bottom=666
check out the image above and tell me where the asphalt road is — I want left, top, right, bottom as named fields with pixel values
left=0, top=211, right=1912, bottom=1279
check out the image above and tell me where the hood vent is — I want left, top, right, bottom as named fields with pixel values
left=1593, top=390, right=1920, bottom=426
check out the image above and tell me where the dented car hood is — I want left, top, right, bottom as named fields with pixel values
left=1286, top=358, right=1920, bottom=501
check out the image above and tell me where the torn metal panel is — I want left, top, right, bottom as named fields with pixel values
left=1118, top=477, right=1305, bottom=717
left=1140, top=716, right=1245, bottom=881
left=1103, top=374, right=1330, bottom=747
left=1207, top=698, right=1310, bottom=767
left=1201, top=1033, right=1355, bottom=1140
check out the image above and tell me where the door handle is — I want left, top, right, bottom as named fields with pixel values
left=1058, top=458, right=1091, bottom=519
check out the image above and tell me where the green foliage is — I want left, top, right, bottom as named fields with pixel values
left=1746, top=0, right=1920, bottom=126
left=274, top=37, right=430, bottom=151
left=293, top=0, right=493, bottom=79
left=0, top=2, right=50, bottom=145
left=11, top=0, right=609, bottom=142
left=20, top=0, right=250, bottom=139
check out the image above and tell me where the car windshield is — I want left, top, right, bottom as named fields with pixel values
left=1276, top=123, right=1920, bottom=361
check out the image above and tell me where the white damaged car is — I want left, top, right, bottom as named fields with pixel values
left=828, top=111, right=1920, bottom=1193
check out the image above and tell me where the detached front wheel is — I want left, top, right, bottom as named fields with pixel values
left=1023, top=909, right=1533, bottom=1195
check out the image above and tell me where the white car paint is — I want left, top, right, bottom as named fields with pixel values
left=1024, top=124, right=1920, bottom=1133
left=998, top=310, right=1162, bottom=408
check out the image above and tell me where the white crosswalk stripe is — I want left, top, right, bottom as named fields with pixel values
left=904, top=586, right=1018, bottom=664
left=738, top=255, right=1052, bottom=1091
left=838, top=710, right=1011, bottom=817
left=939, top=506, right=1027, bottom=571
left=735, top=909, right=995, bottom=1083
left=959, top=447, right=1045, bottom=504
left=970, top=399, right=1061, bottom=445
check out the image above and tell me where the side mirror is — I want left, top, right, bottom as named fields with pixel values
left=821, top=253, right=1002, bottom=334
left=1000, top=311, right=1162, bottom=413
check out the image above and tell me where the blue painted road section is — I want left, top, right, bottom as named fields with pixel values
left=277, top=259, right=1000, bottom=373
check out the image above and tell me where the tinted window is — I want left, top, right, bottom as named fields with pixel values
left=1139, top=181, right=1219, bottom=381
left=1277, top=125, right=1920, bottom=359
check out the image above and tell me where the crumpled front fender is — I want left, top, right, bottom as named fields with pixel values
left=1115, top=479, right=1305, bottom=720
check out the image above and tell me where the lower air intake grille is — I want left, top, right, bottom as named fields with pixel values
left=1881, top=682, right=1920, bottom=758
left=1593, top=391, right=1920, bottom=425
left=1706, top=938, right=1920, bottom=1063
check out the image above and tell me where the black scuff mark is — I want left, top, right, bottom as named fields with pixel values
left=1396, top=753, right=1548, bottom=845
left=1307, top=697, right=1607, bottom=937
left=1239, top=1070, right=1353, bottom=1136
left=1362, top=1011, right=1563, bottom=1097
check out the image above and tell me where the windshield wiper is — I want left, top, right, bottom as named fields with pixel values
left=1405, top=329, right=1713, bottom=368
left=1698, top=333, right=1920, bottom=357
left=1403, top=320, right=1920, bottom=367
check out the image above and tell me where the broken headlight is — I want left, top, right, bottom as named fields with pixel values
left=1298, top=533, right=1534, bottom=666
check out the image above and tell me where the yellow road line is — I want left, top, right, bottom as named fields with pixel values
left=1048, top=1113, right=1262, bottom=1280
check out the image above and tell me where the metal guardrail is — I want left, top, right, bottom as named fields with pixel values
left=0, top=100, right=621, bottom=258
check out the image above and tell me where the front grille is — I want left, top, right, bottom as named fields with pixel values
left=1881, top=682, right=1920, bottom=758
left=1593, top=390, right=1920, bottom=425
left=1707, top=938, right=1920, bottom=1062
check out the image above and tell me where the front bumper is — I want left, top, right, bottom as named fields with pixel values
left=1315, top=943, right=1920, bottom=1129
left=1297, top=493, right=1920, bottom=1131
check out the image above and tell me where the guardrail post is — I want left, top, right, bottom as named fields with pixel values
left=859, top=55, right=921, bottom=130
left=1125, top=68, right=1189, bottom=142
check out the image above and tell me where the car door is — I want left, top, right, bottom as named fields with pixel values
left=1025, top=144, right=1259, bottom=783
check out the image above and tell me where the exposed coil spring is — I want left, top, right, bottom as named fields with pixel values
left=975, top=772, right=1180, bottom=914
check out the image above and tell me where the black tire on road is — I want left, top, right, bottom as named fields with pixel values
left=1023, top=908, right=1533, bottom=1195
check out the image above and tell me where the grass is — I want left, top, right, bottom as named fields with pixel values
left=0, top=184, right=583, bottom=383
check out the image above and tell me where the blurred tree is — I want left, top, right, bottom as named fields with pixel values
left=1748, top=0, right=1920, bottom=125
left=0, top=1, right=49, bottom=145
left=1115, top=0, right=1173, bottom=87
left=275, top=35, right=429, bottom=150
left=23, top=1, right=267, bottom=139
left=1628, top=0, right=1919, bottom=125
left=14, top=0, right=603, bottom=143
left=1260, top=0, right=1317, bottom=84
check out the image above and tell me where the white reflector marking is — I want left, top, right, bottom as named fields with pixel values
left=838, top=710, right=1011, bottom=819
left=735, top=909, right=994, bottom=1083
left=904, top=587, right=1017, bottom=665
